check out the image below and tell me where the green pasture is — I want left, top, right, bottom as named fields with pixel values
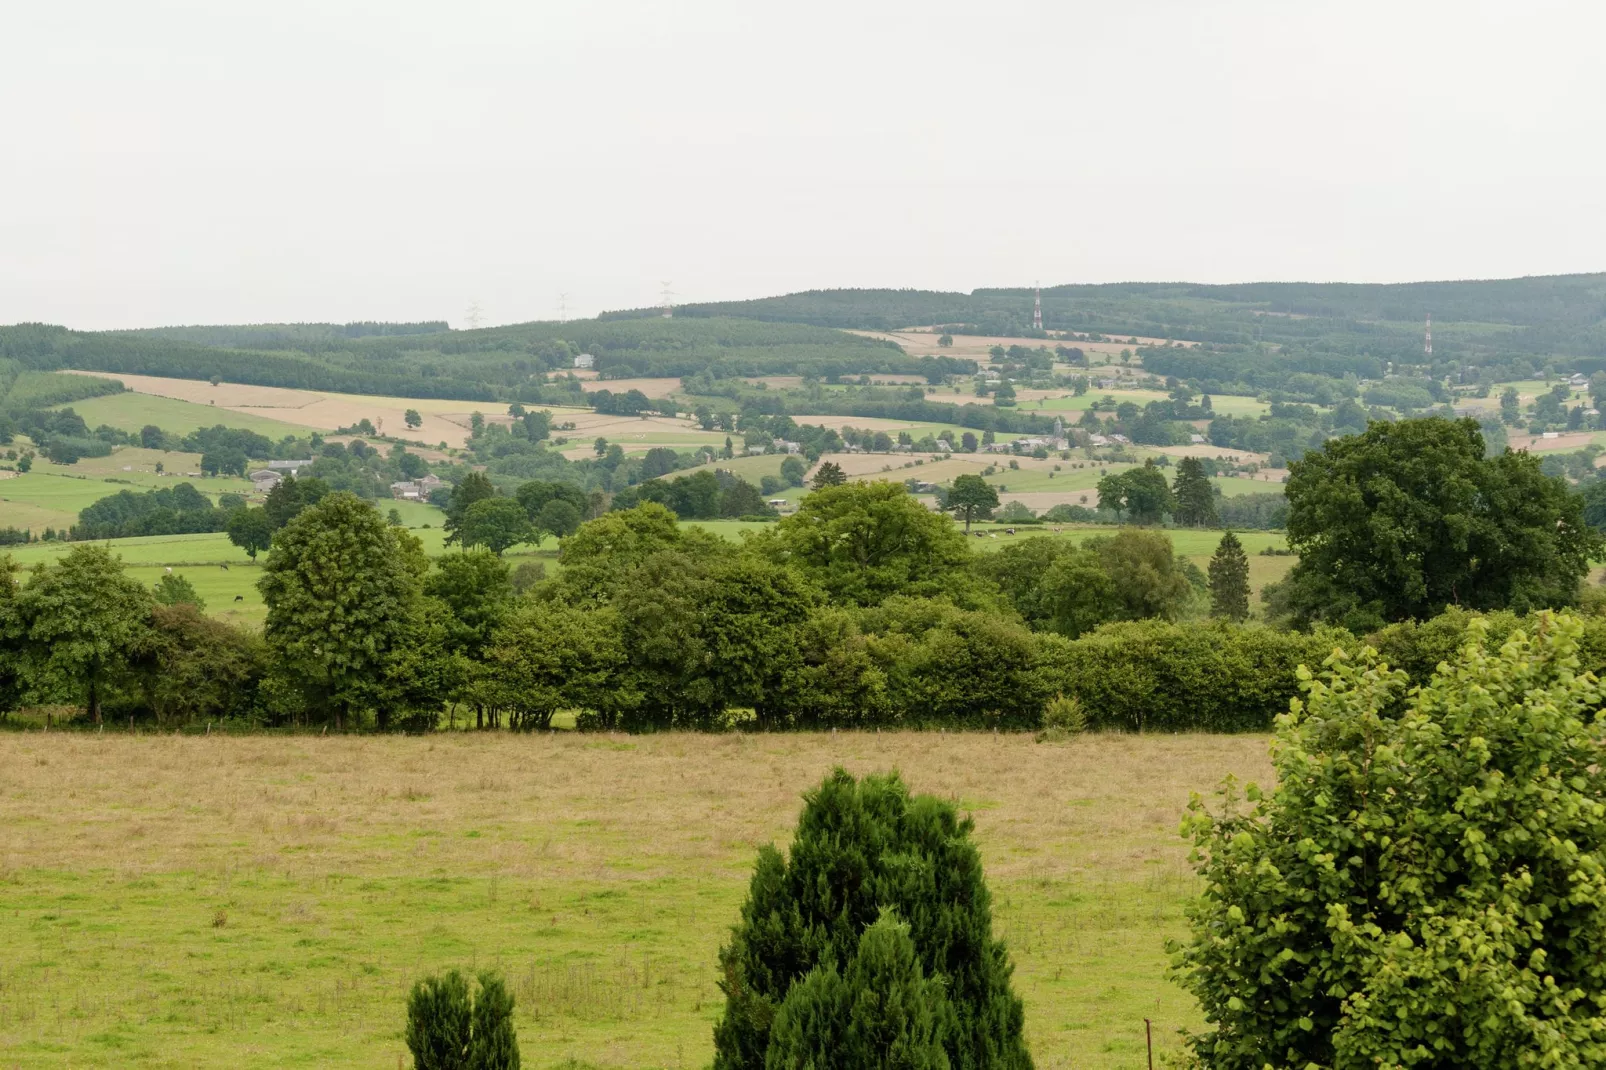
left=967, top=523, right=1287, bottom=558
left=0, top=732, right=1269, bottom=1068
left=0, top=469, right=257, bottom=533
left=58, top=392, right=314, bottom=440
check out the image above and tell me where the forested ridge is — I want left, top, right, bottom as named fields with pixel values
left=645, top=273, right=1606, bottom=363
left=0, top=317, right=938, bottom=399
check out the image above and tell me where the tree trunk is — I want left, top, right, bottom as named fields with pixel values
left=89, top=672, right=101, bottom=726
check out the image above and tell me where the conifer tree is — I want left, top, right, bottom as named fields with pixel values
left=713, top=769, right=1031, bottom=1070
left=405, top=969, right=520, bottom=1070
left=1170, top=456, right=1218, bottom=527
left=766, top=913, right=952, bottom=1070
left=1208, top=530, right=1250, bottom=621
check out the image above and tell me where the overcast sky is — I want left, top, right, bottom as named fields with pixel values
left=3, top=1, right=1603, bottom=330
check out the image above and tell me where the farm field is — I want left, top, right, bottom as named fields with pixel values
left=59, top=371, right=592, bottom=449
left=57, top=391, right=313, bottom=440
left=0, top=731, right=1274, bottom=1069
left=0, top=467, right=257, bottom=533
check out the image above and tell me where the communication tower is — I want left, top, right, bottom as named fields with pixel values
left=1033, top=283, right=1043, bottom=331
left=1424, top=313, right=1432, bottom=359
left=660, top=282, right=676, bottom=319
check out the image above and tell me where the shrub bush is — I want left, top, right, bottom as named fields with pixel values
left=1060, top=620, right=1351, bottom=732
left=1171, top=612, right=1606, bottom=1067
left=404, top=969, right=518, bottom=1070
left=712, top=769, right=1030, bottom=1069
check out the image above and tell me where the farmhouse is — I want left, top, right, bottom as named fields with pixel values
left=249, top=469, right=283, bottom=490
left=573, top=353, right=595, bottom=370
left=390, top=474, right=446, bottom=500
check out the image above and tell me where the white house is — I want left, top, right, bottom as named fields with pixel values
left=573, top=353, right=595, bottom=370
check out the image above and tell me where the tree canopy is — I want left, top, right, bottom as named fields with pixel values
left=1274, top=417, right=1597, bottom=631
left=946, top=473, right=999, bottom=531
left=751, top=482, right=971, bottom=606
left=258, top=492, right=429, bottom=727
left=1172, top=613, right=1606, bottom=1068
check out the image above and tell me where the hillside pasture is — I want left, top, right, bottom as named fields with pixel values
left=0, top=467, right=256, bottom=534
left=55, top=391, right=313, bottom=440
left=59, top=371, right=593, bottom=449
left=0, top=731, right=1274, bottom=1069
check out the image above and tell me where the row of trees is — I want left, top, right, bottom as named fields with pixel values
left=1094, top=456, right=1217, bottom=526
left=0, top=482, right=1257, bottom=732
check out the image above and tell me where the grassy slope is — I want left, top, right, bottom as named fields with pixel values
left=0, top=732, right=1274, bottom=1069
left=57, top=392, right=314, bottom=439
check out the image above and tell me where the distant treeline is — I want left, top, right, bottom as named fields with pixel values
left=639, top=275, right=1606, bottom=370
left=0, top=318, right=949, bottom=401
left=123, top=322, right=451, bottom=349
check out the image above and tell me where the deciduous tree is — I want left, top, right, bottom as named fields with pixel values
left=1172, top=613, right=1606, bottom=1068
left=1275, top=417, right=1596, bottom=630
left=752, top=482, right=970, bottom=606
left=945, top=473, right=999, bottom=531
left=226, top=506, right=274, bottom=560
left=459, top=498, right=532, bottom=555
left=9, top=545, right=151, bottom=724
left=258, top=492, right=427, bottom=728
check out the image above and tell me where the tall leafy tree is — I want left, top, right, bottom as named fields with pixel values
left=226, top=506, right=274, bottom=560
left=423, top=549, right=512, bottom=661
left=130, top=604, right=266, bottom=726
left=535, top=498, right=582, bottom=538
left=263, top=474, right=329, bottom=531
left=0, top=555, right=22, bottom=714
left=258, top=492, right=428, bottom=728
left=713, top=769, right=1031, bottom=1070
left=1276, top=417, right=1596, bottom=630
left=1172, top=613, right=1606, bottom=1068
left=752, top=482, right=971, bottom=606
left=458, top=498, right=532, bottom=555
left=1096, top=464, right=1176, bottom=524
left=1207, top=531, right=1250, bottom=621
left=1170, top=456, right=1218, bottom=527
left=8, top=545, right=151, bottom=724
left=945, top=473, right=999, bottom=532
left=480, top=603, right=626, bottom=730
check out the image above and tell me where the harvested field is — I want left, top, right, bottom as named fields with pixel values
left=60, top=372, right=590, bottom=448
left=0, top=731, right=1274, bottom=1068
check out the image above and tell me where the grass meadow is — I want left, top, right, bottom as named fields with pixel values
left=0, top=732, right=1274, bottom=1068
left=59, top=393, right=314, bottom=440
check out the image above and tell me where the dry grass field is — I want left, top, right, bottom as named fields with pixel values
left=60, top=372, right=592, bottom=449
left=0, top=732, right=1273, bottom=1068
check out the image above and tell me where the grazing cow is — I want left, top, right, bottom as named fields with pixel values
left=220, top=563, right=229, bottom=571
left=233, top=595, right=243, bottom=602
